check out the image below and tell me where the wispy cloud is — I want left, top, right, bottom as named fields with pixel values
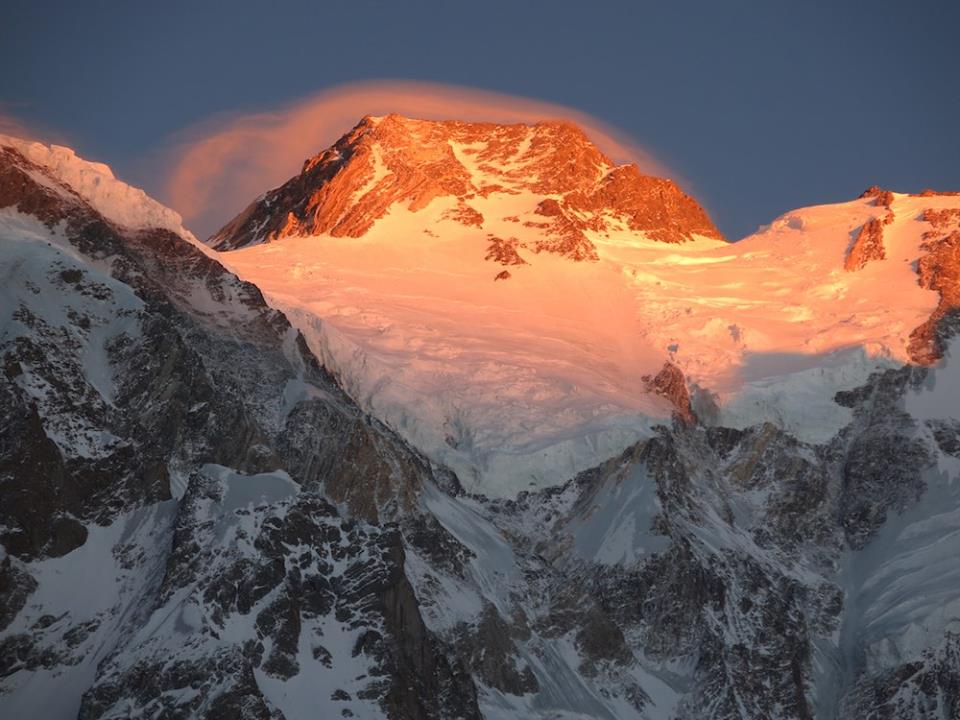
left=0, top=103, right=71, bottom=145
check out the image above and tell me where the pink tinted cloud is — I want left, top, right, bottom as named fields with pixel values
left=0, top=107, right=71, bottom=146
left=0, top=113, right=34, bottom=139
left=160, top=80, right=675, bottom=239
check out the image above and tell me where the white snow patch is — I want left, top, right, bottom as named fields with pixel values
left=0, top=504, right=177, bottom=720
left=255, top=613, right=386, bottom=720
left=201, top=464, right=300, bottom=516
left=423, top=484, right=522, bottom=613
left=0, top=209, right=144, bottom=457
left=0, top=133, right=213, bottom=256
left=567, top=462, right=670, bottom=565
left=1, top=134, right=192, bottom=238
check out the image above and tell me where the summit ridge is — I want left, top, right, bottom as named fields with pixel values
left=209, top=114, right=724, bottom=254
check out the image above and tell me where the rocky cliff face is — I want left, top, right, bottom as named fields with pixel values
left=908, top=206, right=960, bottom=364
left=0, top=139, right=478, bottom=719
left=209, top=114, right=724, bottom=255
left=2, top=135, right=960, bottom=720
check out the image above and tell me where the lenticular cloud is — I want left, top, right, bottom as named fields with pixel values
left=159, top=80, right=672, bottom=239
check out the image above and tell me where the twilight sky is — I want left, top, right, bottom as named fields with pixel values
left=1, top=0, right=958, bottom=240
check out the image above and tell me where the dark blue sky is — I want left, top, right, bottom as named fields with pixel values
left=2, top=0, right=958, bottom=239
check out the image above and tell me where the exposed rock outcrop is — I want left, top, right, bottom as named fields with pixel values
left=844, top=214, right=891, bottom=271
left=642, top=362, right=696, bottom=426
left=908, top=208, right=960, bottom=363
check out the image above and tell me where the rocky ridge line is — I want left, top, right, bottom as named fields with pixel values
left=209, top=114, right=725, bottom=257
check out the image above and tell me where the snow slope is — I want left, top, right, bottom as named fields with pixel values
left=0, top=504, right=177, bottom=720
left=221, top=203, right=673, bottom=496
left=0, top=209, right=150, bottom=459
left=222, top=172, right=954, bottom=495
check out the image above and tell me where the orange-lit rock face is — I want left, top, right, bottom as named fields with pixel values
left=209, top=115, right=724, bottom=255
left=845, top=215, right=891, bottom=271
left=908, top=208, right=960, bottom=363
left=860, top=185, right=896, bottom=208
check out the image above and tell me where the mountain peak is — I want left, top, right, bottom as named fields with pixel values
left=209, top=116, right=724, bottom=252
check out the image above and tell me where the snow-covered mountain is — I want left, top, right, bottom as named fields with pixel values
left=2, top=125, right=959, bottom=720
left=211, top=116, right=960, bottom=498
